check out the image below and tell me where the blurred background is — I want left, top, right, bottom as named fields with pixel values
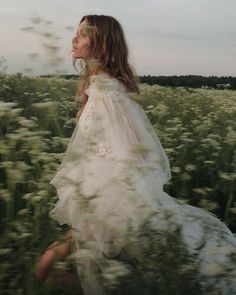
left=1, top=0, right=236, bottom=76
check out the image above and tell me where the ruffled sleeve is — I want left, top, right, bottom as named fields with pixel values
left=84, top=74, right=172, bottom=195
left=49, top=73, right=172, bottom=258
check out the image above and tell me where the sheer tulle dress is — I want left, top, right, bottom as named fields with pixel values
left=49, top=73, right=236, bottom=294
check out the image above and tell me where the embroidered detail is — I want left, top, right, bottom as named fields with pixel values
left=82, top=103, right=95, bottom=131
left=107, top=90, right=121, bottom=97
left=89, top=75, right=126, bottom=100
left=97, top=141, right=112, bottom=158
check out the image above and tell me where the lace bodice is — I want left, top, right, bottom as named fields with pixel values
left=78, top=73, right=126, bottom=159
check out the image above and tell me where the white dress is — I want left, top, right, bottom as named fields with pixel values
left=49, top=73, right=236, bottom=295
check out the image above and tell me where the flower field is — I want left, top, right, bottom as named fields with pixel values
left=0, top=73, right=236, bottom=294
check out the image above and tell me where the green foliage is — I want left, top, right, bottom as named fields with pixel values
left=103, top=217, right=224, bottom=295
left=0, top=73, right=236, bottom=294
left=134, top=84, right=236, bottom=229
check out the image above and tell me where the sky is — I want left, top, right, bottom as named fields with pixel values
left=1, top=0, right=236, bottom=76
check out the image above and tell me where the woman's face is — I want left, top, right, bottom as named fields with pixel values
left=72, top=19, right=92, bottom=60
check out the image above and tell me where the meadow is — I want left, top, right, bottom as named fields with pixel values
left=0, top=73, right=236, bottom=294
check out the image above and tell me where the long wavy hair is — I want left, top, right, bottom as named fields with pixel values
left=72, top=15, right=140, bottom=121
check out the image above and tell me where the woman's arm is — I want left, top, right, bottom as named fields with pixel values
left=35, top=229, right=73, bottom=282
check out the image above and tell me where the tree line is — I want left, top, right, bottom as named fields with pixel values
left=140, top=75, right=236, bottom=90
left=39, top=74, right=236, bottom=90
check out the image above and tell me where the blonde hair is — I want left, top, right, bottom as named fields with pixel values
left=72, top=15, right=140, bottom=121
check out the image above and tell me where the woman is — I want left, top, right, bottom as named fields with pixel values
left=35, top=15, right=236, bottom=294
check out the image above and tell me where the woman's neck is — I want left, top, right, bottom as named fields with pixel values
left=85, top=58, right=104, bottom=75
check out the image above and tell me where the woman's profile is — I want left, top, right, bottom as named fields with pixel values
left=35, top=14, right=236, bottom=295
